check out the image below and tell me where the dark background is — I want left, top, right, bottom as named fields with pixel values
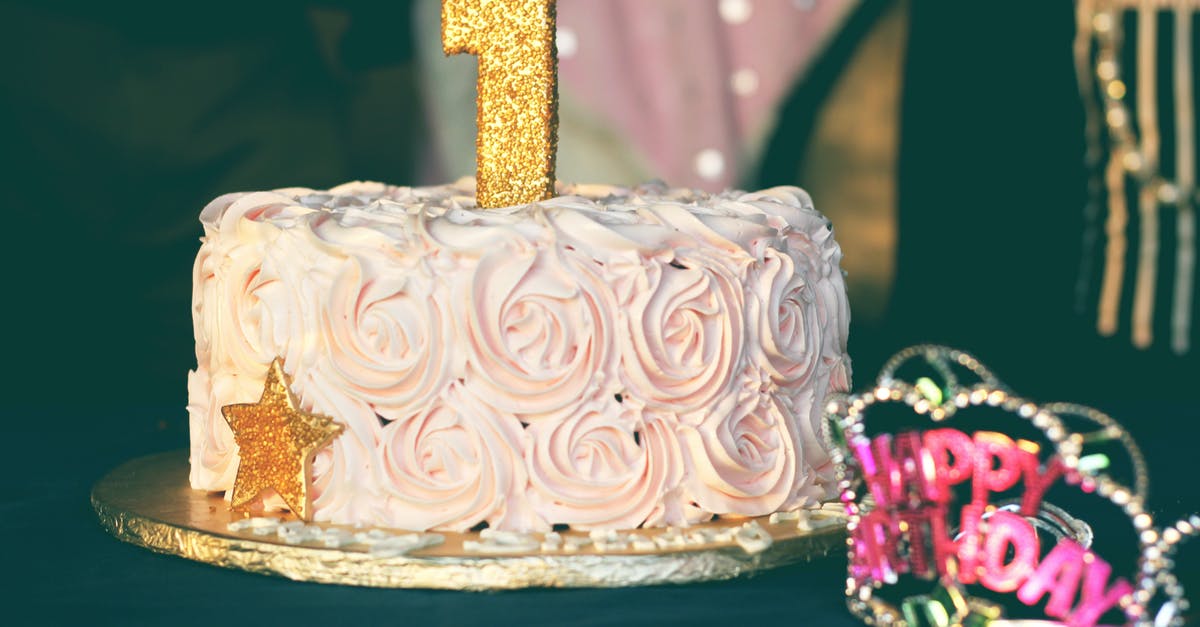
left=1, top=1, right=1195, bottom=624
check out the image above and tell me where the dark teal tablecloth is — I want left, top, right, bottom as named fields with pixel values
left=4, top=406, right=861, bottom=627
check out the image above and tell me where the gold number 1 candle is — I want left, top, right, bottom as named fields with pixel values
left=443, top=0, right=558, bottom=209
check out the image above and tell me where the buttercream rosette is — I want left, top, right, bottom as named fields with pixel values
left=524, top=394, right=687, bottom=530
left=376, top=382, right=537, bottom=532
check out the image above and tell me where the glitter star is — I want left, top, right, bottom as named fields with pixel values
left=221, top=358, right=342, bottom=521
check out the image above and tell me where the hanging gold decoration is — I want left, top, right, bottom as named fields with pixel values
left=1075, top=0, right=1198, bottom=354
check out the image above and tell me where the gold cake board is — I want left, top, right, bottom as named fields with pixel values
left=92, top=451, right=846, bottom=590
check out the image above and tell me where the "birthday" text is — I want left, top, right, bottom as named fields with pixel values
left=849, top=428, right=1133, bottom=627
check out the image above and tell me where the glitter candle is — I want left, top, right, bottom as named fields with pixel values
left=443, top=0, right=558, bottom=209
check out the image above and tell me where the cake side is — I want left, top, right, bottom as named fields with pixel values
left=188, top=178, right=851, bottom=532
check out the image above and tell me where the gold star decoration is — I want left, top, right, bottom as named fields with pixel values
left=221, top=357, right=342, bottom=521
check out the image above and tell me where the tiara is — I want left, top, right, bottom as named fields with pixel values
left=824, top=345, right=1195, bottom=626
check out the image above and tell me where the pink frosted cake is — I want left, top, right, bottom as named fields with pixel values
left=188, top=178, right=850, bottom=532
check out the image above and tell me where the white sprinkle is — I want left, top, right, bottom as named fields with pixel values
left=734, top=521, right=773, bottom=554
left=653, top=528, right=686, bottom=549
left=562, top=536, right=593, bottom=552
left=321, top=528, right=354, bottom=548
left=769, top=510, right=801, bottom=525
left=275, top=521, right=307, bottom=537
left=353, top=529, right=394, bottom=545
left=279, top=524, right=324, bottom=545
left=588, top=529, right=617, bottom=542
left=712, top=528, right=736, bottom=543
left=466, top=528, right=541, bottom=553
left=369, top=533, right=443, bottom=557
left=631, top=538, right=657, bottom=552
left=540, top=531, right=563, bottom=552
left=227, top=517, right=282, bottom=534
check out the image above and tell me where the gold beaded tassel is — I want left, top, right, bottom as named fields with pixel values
left=1089, top=1, right=1199, bottom=352
left=1132, top=3, right=1162, bottom=348
left=1094, top=6, right=1128, bottom=338
left=1171, top=5, right=1195, bottom=354
left=443, top=0, right=558, bottom=209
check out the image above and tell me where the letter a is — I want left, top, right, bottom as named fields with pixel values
left=1017, top=540, right=1084, bottom=618
left=1067, top=554, right=1132, bottom=627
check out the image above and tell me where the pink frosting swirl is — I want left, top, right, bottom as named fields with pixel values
left=679, top=391, right=797, bottom=516
left=779, top=210, right=851, bottom=377
left=525, top=396, right=684, bottom=529
left=300, top=365, right=385, bottom=523
left=376, top=383, right=541, bottom=532
left=778, top=385, right=837, bottom=508
left=619, top=249, right=746, bottom=413
left=828, top=354, right=852, bottom=394
left=206, top=239, right=280, bottom=375
left=320, top=253, right=455, bottom=421
left=197, top=193, right=320, bottom=378
left=459, top=243, right=618, bottom=420
left=747, top=247, right=823, bottom=386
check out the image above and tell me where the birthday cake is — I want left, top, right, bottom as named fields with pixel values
left=187, top=178, right=851, bottom=532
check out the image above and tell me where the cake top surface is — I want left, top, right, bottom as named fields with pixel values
left=200, top=178, right=836, bottom=263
